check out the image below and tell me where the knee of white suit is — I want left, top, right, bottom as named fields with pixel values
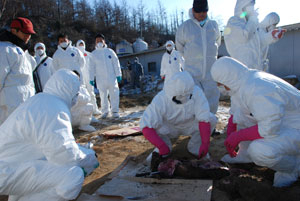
left=248, top=140, right=279, bottom=168
left=56, top=166, right=84, bottom=200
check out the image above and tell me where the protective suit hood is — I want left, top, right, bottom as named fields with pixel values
left=164, top=71, right=195, bottom=99
left=34, top=42, right=46, bottom=54
left=260, top=12, right=280, bottom=30
left=165, top=40, right=175, bottom=50
left=188, top=8, right=210, bottom=24
left=43, top=69, right=80, bottom=107
left=211, top=57, right=249, bottom=94
left=34, top=42, right=46, bottom=62
left=234, top=0, right=254, bottom=17
left=76, top=39, right=86, bottom=50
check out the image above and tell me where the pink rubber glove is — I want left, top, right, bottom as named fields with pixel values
left=142, top=127, right=170, bottom=156
left=225, top=125, right=263, bottom=157
left=198, top=122, right=211, bottom=159
left=227, top=115, right=237, bottom=137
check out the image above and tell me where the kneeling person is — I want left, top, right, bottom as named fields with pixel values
left=140, top=71, right=217, bottom=158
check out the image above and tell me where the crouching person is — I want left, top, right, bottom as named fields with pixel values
left=211, top=57, right=300, bottom=187
left=140, top=71, right=217, bottom=159
left=0, top=69, right=99, bottom=201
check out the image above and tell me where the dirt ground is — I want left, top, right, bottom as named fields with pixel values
left=1, top=93, right=300, bottom=201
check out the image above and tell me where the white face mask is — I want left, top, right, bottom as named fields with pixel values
left=78, top=46, right=85, bottom=53
left=166, top=46, right=173, bottom=52
left=96, top=42, right=104, bottom=49
left=176, top=94, right=192, bottom=104
left=36, top=49, right=44, bottom=56
left=60, top=42, right=69, bottom=48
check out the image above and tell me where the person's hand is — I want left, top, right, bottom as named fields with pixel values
left=272, top=29, right=287, bottom=39
left=159, top=144, right=170, bottom=156
left=224, top=131, right=240, bottom=157
left=198, top=143, right=209, bottom=159
left=117, top=76, right=122, bottom=83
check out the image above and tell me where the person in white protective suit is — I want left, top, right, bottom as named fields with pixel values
left=92, top=34, right=122, bottom=119
left=53, top=34, right=96, bottom=132
left=33, top=42, right=55, bottom=92
left=76, top=39, right=101, bottom=115
left=224, top=0, right=286, bottom=72
left=52, top=33, right=85, bottom=81
left=140, top=71, right=217, bottom=158
left=211, top=56, right=300, bottom=187
left=0, top=17, right=36, bottom=125
left=176, top=0, right=221, bottom=114
left=160, top=40, right=184, bottom=82
left=0, top=69, right=99, bottom=201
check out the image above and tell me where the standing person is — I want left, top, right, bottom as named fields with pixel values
left=160, top=40, right=184, bottom=82
left=140, top=71, right=217, bottom=158
left=0, top=17, right=36, bottom=125
left=0, top=69, right=99, bottom=200
left=131, top=57, right=144, bottom=89
left=52, top=33, right=85, bottom=82
left=52, top=34, right=95, bottom=132
left=33, top=42, right=55, bottom=92
left=92, top=34, right=122, bottom=119
left=258, top=12, right=286, bottom=72
left=176, top=0, right=221, bottom=114
left=76, top=39, right=101, bottom=115
left=211, top=57, right=300, bottom=187
left=224, top=0, right=286, bottom=71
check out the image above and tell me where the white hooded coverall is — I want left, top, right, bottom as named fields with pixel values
left=0, top=37, right=35, bottom=125
left=34, top=42, right=55, bottom=90
left=75, top=40, right=99, bottom=114
left=140, top=71, right=217, bottom=156
left=224, top=0, right=279, bottom=72
left=176, top=9, right=221, bottom=114
left=211, top=57, right=300, bottom=187
left=91, top=45, right=121, bottom=114
left=160, top=41, right=185, bottom=82
left=0, top=69, right=99, bottom=201
left=53, top=41, right=94, bottom=130
left=52, top=41, right=85, bottom=82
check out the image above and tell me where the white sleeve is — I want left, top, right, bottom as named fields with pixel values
left=88, top=55, right=96, bottom=81
left=111, top=50, right=121, bottom=77
left=0, top=48, right=13, bottom=91
left=175, top=24, right=185, bottom=54
left=39, top=111, right=85, bottom=166
left=259, top=30, right=277, bottom=47
left=227, top=16, right=258, bottom=43
left=160, top=54, right=167, bottom=77
left=193, top=86, right=211, bottom=122
left=246, top=88, right=285, bottom=138
left=177, top=51, right=185, bottom=70
left=140, top=94, right=165, bottom=129
left=215, top=21, right=221, bottom=47
left=52, top=53, right=59, bottom=71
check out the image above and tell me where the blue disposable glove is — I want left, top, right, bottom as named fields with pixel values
left=117, top=76, right=122, bottom=83
left=90, top=80, right=95, bottom=86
